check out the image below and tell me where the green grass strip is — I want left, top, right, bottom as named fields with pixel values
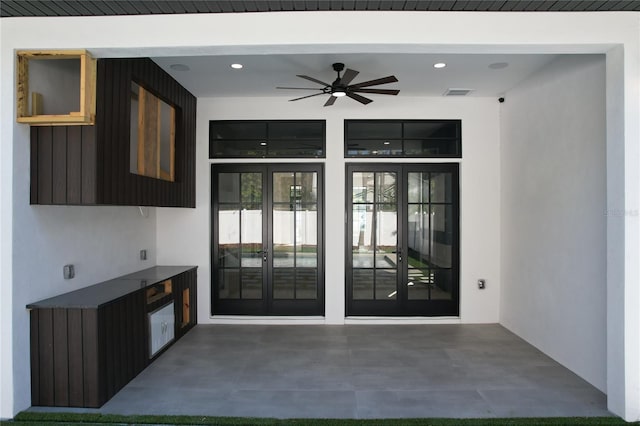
left=4, top=412, right=637, bottom=426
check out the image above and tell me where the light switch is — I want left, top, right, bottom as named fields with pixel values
left=63, top=264, right=75, bottom=280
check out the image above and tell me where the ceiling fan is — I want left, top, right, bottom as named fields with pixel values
left=277, top=62, right=399, bottom=106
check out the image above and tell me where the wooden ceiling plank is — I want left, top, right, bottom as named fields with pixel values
left=230, top=1, right=247, bottom=11
left=583, top=0, right=603, bottom=10
left=254, top=0, right=271, bottom=11
left=140, top=1, right=163, bottom=14
left=221, top=0, right=238, bottom=12
left=103, top=0, right=129, bottom=14
left=267, top=0, right=281, bottom=10
left=404, top=0, right=419, bottom=10
left=511, top=0, right=533, bottom=11
left=178, top=1, right=200, bottom=13
left=452, top=1, right=470, bottom=11
left=0, top=2, right=29, bottom=17
left=279, top=0, right=295, bottom=10
left=85, top=0, right=116, bottom=15
left=488, top=0, right=506, bottom=12
left=168, top=0, right=190, bottom=15
left=623, top=1, right=640, bottom=11
left=241, top=1, right=259, bottom=12
left=413, top=0, right=431, bottom=10
left=21, top=0, right=48, bottom=16
left=292, top=0, right=309, bottom=10
left=34, top=0, right=67, bottom=15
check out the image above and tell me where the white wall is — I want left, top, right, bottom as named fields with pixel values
left=2, top=10, right=639, bottom=421
left=9, top=125, right=158, bottom=414
left=157, top=95, right=502, bottom=325
left=500, top=55, right=607, bottom=391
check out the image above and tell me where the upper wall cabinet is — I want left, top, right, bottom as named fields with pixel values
left=17, top=50, right=97, bottom=126
left=29, top=58, right=196, bottom=207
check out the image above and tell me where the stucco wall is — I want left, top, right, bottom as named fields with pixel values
left=500, top=55, right=607, bottom=391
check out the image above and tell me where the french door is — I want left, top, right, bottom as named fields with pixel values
left=346, top=163, right=459, bottom=316
left=211, top=164, right=324, bottom=316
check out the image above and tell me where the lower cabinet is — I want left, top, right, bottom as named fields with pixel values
left=28, top=266, right=197, bottom=408
left=149, top=302, right=175, bottom=358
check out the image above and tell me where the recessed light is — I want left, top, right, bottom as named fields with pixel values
left=259, top=141, right=267, bottom=146
left=230, top=63, right=243, bottom=69
left=489, top=62, right=509, bottom=69
left=433, top=62, right=447, bottom=69
left=170, top=64, right=190, bottom=71
left=383, top=141, right=390, bottom=145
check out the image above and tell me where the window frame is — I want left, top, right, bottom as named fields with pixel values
left=210, top=120, right=326, bottom=159
left=344, top=119, right=462, bottom=158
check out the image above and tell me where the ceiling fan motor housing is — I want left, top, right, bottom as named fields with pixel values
left=277, top=63, right=399, bottom=106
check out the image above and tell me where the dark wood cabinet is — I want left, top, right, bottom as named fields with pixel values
left=30, top=58, right=196, bottom=207
left=28, top=266, right=197, bottom=408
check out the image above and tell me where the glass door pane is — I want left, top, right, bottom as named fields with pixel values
left=347, top=163, right=459, bottom=316
left=407, top=171, right=454, bottom=301
left=217, top=172, right=264, bottom=301
left=272, top=171, right=318, bottom=300
left=350, top=171, right=398, bottom=302
left=212, top=164, right=324, bottom=316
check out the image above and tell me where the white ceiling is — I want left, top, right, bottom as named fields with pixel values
left=152, top=53, right=561, bottom=100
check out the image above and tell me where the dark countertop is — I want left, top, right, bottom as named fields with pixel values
left=27, top=265, right=197, bottom=309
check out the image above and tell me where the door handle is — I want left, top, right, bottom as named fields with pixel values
left=395, top=249, right=402, bottom=262
left=263, top=249, right=268, bottom=262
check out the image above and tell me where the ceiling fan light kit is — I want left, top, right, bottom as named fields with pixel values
left=276, top=62, right=399, bottom=106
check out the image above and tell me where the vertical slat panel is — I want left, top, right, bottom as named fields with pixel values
left=174, top=274, right=183, bottom=337
left=37, top=127, right=53, bottom=204
left=67, top=309, right=84, bottom=406
left=103, top=303, right=115, bottom=399
left=81, top=126, right=96, bottom=204
left=191, top=268, right=198, bottom=327
left=30, top=310, right=40, bottom=405
left=30, top=127, right=39, bottom=204
left=117, top=299, right=127, bottom=391
left=95, top=58, right=195, bottom=207
left=52, top=127, right=68, bottom=204
left=135, top=290, right=147, bottom=372
left=38, top=308, right=54, bottom=405
left=67, top=126, right=82, bottom=204
left=97, top=59, right=112, bottom=204
left=52, top=308, right=69, bottom=406
left=112, top=60, right=125, bottom=205
left=124, top=294, right=134, bottom=381
left=94, top=59, right=106, bottom=203
left=81, top=309, right=100, bottom=407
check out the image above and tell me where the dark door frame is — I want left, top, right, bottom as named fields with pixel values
left=211, top=163, right=325, bottom=316
left=345, top=163, right=460, bottom=317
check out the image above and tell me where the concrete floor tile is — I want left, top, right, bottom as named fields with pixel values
left=356, top=390, right=495, bottom=418
left=29, top=324, right=611, bottom=419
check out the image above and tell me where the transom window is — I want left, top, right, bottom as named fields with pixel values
left=210, top=120, right=325, bottom=158
left=345, top=120, right=461, bottom=158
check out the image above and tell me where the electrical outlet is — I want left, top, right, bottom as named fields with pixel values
left=478, top=279, right=486, bottom=289
left=140, top=249, right=147, bottom=260
left=63, top=264, right=75, bottom=280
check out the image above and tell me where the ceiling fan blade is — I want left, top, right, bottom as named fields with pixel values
left=351, top=88, right=400, bottom=95
left=324, top=96, right=337, bottom=107
left=296, top=75, right=330, bottom=87
left=277, top=87, right=325, bottom=90
left=350, top=75, right=398, bottom=88
left=289, top=92, right=326, bottom=102
left=339, top=68, right=359, bottom=86
left=347, top=92, right=373, bottom=105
